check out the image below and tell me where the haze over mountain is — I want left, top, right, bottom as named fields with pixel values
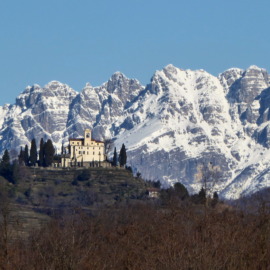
left=1, top=64, right=270, bottom=199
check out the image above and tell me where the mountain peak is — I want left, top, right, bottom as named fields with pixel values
left=85, top=82, right=92, bottom=88
left=220, top=67, right=243, bottom=74
left=162, top=64, right=180, bottom=74
left=110, top=71, right=127, bottom=81
left=245, top=66, right=268, bottom=82
left=247, top=65, right=263, bottom=70
left=163, top=64, right=177, bottom=70
left=45, top=80, right=66, bottom=88
left=18, top=84, right=41, bottom=97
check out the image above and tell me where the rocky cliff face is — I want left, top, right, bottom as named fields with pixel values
left=0, top=81, right=78, bottom=156
left=65, top=72, right=144, bottom=141
left=1, top=65, right=270, bottom=199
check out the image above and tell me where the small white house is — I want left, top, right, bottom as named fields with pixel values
left=147, top=188, right=160, bottom=199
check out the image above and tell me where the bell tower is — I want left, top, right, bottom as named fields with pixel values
left=84, top=129, right=92, bottom=145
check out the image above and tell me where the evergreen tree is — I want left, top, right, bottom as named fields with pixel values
left=119, top=144, right=127, bottom=167
left=211, top=191, right=219, bottom=207
left=24, top=145, right=29, bottom=166
left=11, top=160, right=20, bottom=184
left=61, top=143, right=64, bottom=155
left=29, top=139, right=37, bottom=166
left=39, top=138, right=44, bottom=166
left=43, top=139, right=55, bottom=167
left=0, top=149, right=10, bottom=169
left=18, top=147, right=24, bottom=165
left=0, top=149, right=12, bottom=181
left=198, top=187, right=206, bottom=204
left=174, top=182, right=189, bottom=200
left=112, top=147, right=118, bottom=166
left=153, top=180, right=161, bottom=188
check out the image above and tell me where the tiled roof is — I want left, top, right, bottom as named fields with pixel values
left=69, top=138, right=104, bottom=144
left=69, top=138, right=84, bottom=141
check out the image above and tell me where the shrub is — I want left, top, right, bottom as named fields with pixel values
left=77, top=170, right=91, bottom=181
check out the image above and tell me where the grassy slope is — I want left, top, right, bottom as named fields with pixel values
left=0, top=167, right=149, bottom=236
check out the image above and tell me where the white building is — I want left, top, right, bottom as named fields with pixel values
left=61, top=129, right=109, bottom=168
left=147, top=188, right=160, bottom=199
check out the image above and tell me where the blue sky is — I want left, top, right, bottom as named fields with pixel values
left=0, top=0, right=269, bottom=105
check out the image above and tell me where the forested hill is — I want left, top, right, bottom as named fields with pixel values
left=0, top=166, right=269, bottom=269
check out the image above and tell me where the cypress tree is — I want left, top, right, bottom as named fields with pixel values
left=11, top=160, right=19, bottom=184
left=61, top=143, right=64, bottom=155
left=211, top=191, right=219, bottom=207
left=18, top=147, right=24, bottom=165
left=39, top=138, right=44, bottom=166
left=44, top=139, right=55, bottom=167
left=0, top=149, right=12, bottom=180
left=112, top=147, right=118, bottom=166
left=24, top=145, right=29, bottom=166
left=198, top=187, right=206, bottom=204
left=0, top=149, right=10, bottom=169
left=1, top=149, right=10, bottom=166
left=119, top=144, right=127, bottom=167
left=29, top=139, right=37, bottom=166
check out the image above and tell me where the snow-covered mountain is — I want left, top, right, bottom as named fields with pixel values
left=1, top=65, right=270, bottom=199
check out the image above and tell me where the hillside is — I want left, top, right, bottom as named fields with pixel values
left=0, top=167, right=149, bottom=235
left=0, top=177, right=269, bottom=270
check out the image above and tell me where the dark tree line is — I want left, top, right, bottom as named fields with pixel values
left=0, top=150, right=12, bottom=182
left=112, top=144, right=127, bottom=167
left=4, top=138, right=55, bottom=170
left=0, top=138, right=56, bottom=184
left=22, top=138, right=55, bottom=167
left=29, top=139, right=37, bottom=165
left=0, top=150, right=26, bottom=184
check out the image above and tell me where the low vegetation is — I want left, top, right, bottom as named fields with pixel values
left=0, top=189, right=269, bottom=269
left=0, top=154, right=269, bottom=269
